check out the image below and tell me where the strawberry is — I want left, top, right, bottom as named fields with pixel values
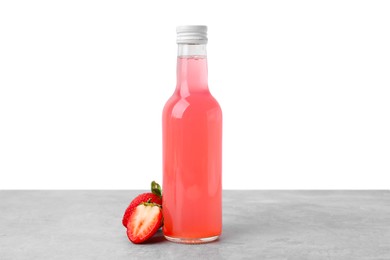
left=122, top=181, right=162, bottom=227
left=127, top=202, right=162, bottom=244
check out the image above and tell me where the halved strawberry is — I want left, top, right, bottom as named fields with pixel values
left=122, top=181, right=162, bottom=227
left=127, top=202, right=162, bottom=244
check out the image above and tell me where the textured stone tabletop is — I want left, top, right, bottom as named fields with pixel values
left=1, top=190, right=389, bottom=259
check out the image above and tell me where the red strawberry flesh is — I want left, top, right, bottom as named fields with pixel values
left=122, top=193, right=162, bottom=227
left=127, top=203, right=162, bottom=244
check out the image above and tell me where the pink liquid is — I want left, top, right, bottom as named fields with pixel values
left=162, top=57, right=222, bottom=240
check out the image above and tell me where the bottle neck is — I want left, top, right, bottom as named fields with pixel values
left=176, top=44, right=209, bottom=96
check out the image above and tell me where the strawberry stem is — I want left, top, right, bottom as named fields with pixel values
left=151, top=181, right=162, bottom=198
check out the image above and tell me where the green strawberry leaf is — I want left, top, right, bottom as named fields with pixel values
left=151, top=181, right=162, bottom=198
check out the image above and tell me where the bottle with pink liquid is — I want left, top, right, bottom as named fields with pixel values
left=162, top=25, right=222, bottom=244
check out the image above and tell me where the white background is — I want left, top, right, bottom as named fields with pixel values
left=1, top=0, right=389, bottom=189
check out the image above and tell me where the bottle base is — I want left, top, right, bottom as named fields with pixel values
left=164, top=235, right=219, bottom=244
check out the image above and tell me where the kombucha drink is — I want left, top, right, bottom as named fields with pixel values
left=162, top=26, right=222, bottom=244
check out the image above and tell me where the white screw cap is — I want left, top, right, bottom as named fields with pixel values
left=176, top=25, right=208, bottom=44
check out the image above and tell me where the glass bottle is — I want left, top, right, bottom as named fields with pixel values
left=162, top=25, right=222, bottom=244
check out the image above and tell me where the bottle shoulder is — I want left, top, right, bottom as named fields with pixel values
left=163, top=92, right=222, bottom=120
left=164, top=92, right=221, bottom=110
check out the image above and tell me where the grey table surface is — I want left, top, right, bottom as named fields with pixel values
left=1, top=191, right=389, bottom=260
